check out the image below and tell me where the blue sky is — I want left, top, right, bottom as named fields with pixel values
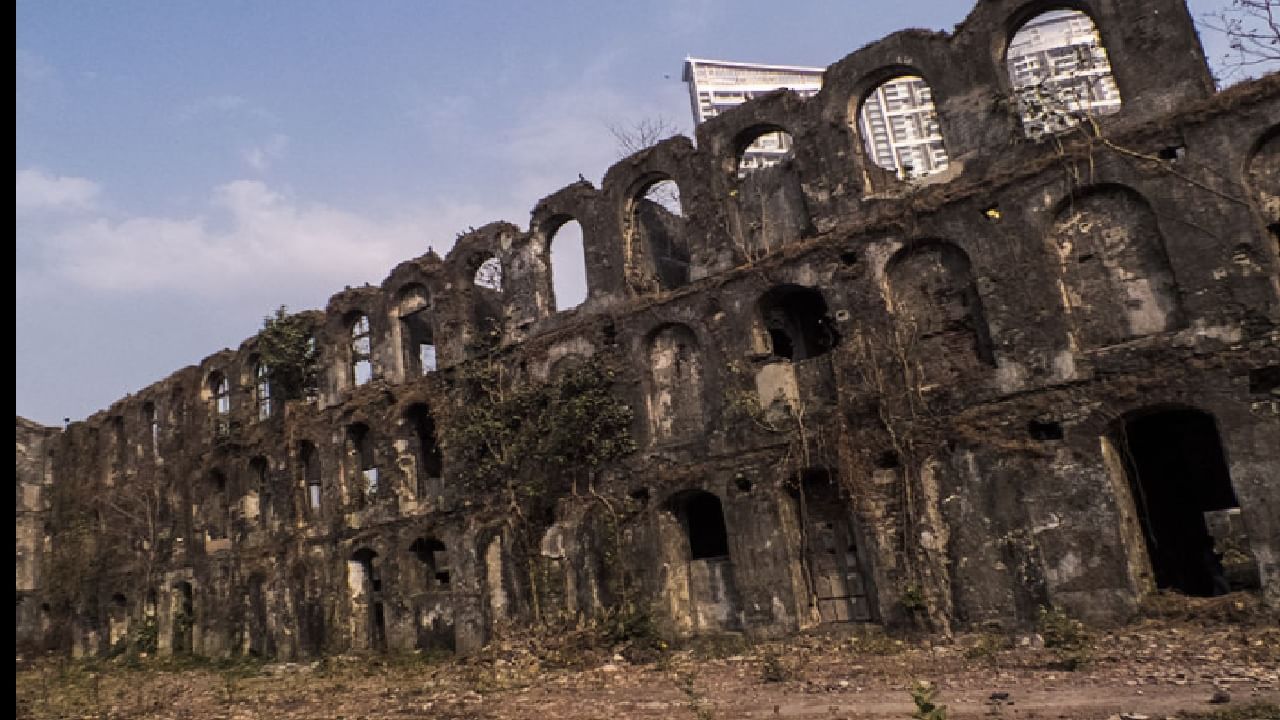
left=15, top=0, right=1266, bottom=426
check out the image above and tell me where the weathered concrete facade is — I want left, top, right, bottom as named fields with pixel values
left=15, top=0, right=1280, bottom=660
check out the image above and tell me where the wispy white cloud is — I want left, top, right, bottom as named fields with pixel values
left=242, top=133, right=290, bottom=171
left=30, top=178, right=492, bottom=299
left=176, top=94, right=276, bottom=123
left=16, top=49, right=61, bottom=111
left=15, top=168, right=101, bottom=214
left=485, top=58, right=684, bottom=207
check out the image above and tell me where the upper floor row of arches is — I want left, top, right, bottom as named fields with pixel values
left=87, top=150, right=1280, bottom=469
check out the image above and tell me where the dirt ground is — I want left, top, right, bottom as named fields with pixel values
left=15, top=594, right=1280, bottom=720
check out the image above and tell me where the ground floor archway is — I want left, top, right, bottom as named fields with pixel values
left=1111, top=407, right=1259, bottom=597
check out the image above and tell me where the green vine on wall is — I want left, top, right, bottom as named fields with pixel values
left=440, top=351, right=637, bottom=623
left=255, top=306, right=320, bottom=402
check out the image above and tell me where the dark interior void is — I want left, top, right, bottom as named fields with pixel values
left=352, top=548, right=381, bottom=593
left=759, top=285, right=837, bottom=360
left=633, top=193, right=690, bottom=290
left=400, top=307, right=434, bottom=375
left=372, top=602, right=387, bottom=651
left=1115, top=408, right=1254, bottom=597
left=406, top=404, right=443, bottom=487
left=410, top=537, right=451, bottom=588
left=1250, top=366, right=1280, bottom=395
left=673, top=491, right=731, bottom=560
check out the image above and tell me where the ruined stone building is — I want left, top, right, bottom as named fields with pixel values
left=14, top=0, right=1280, bottom=661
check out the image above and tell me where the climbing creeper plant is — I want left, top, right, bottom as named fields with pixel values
left=255, top=306, right=320, bottom=401
left=439, top=351, right=637, bottom=622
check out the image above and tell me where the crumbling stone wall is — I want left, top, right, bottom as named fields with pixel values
left=16, top=0, right=1280, bottom=660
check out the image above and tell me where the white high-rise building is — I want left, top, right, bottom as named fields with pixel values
left=683, top=57, right=949, bottom=180
left=857, top=76, right=949, bottom=180
left=682, top=58, right=823, bottom=174
left=1006, top=9, right=1122, bottom=137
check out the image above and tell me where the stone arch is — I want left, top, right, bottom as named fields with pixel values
left=734, top=123, right=796, bottom=179
left=854, top=70, right=950, bottom=181
left=624, top=174, right=689, bottom=292
left=755, top=285, right=839, bottom=361
left=345, top=311, right=374, bottom=386
left=298, top=439, right=322, bottom=517
left=403, top=403, right=443, bottom=499
left=464, top=250, right=506, bottom=352
left=407, top=537, right=456, bottom=652
left=345, top=423, right=378, bottom=507
left=1104, top=405, right=1259, bottom=597
left=646, top=323, right=704, bottom=443
left=249, top=456, right=270, bottom=528
left=170, top=581, right=194, bottom=655
left=244, top=572, right=274, bottom=658
left=1246, top=125, right=1280, bottom=256
left=394, top=283, right=436, bottom=377
left=659, top=489, right=742, bottom=633
left=1049, top=185, right=1183, bottom=348
left=1004, top=6, right=1122, bottom=138
left=548, top=216, right=589, bottom=311
left=347, top=548, right=386, bottom=651
left=107, top=592, right=129, bottom=648
left=885, top=240, right=995, bottom=385
left=248, top=354, right=271, bottom=421
left=206, top=370, right=230, bottom=436
left=203, top=469, right=229, bottom=541
left=141, top=401, right=159, bottom=458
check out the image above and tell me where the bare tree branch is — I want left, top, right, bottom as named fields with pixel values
left=607, top=116, right=681, bottom=158
left=1199, top=0, right=1280, bottom=83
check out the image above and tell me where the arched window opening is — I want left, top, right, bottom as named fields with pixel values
left=300, top=441, right=322, bottom=514
left=549, top=219, right=589, bottom=311
left=757, top=285, right=838, bottom=361
left=245, top=574, right=273, bottom=658
left=108, top=593, right=129, bottom=647
left=209, top=372, right=230, bottom=415
left=253, top=360, right=271, bottom=420
left=857, top=75, right=950, bottom=180
left=886, top=242, right=996, bottom=383
left=736, top=125, right=795, bottom=179
left=303, top=336, right=320, bottom=402
left=171, top=582, right=194, bottom=655
left=348, top=548, right=386, bottom=650
left=469, top=254, right=505, bottom=350
left=410, top=538, right=451, bottom=589
left=169, top=386, right=186, bottom=434
left=250, top=457, right=270, bottom=528
left=208, top=372, right=230, bottom=437
left=111, top=415, right=127, bottom=478
left=405, top=404, right=443, bottom=498
left=351, top=548, right=381, bottom=592
left=205, top=469, right=229, bottom=540
left=396, top=285, right=436, bottom=376
left=142, top=402, right=159, bottom=459
left=669, top=490, right=731, bottom=560
left=627, top=178, right=689, bottom=291
left=1049, top=187, right=1182, bottom=348
left=1246, top=128, right=1279, bottom=262
left=647, top=324, right=704, bottom=442
left=347, top=423, right=378, bottom=505
left=473, top=255, right=503, bottom=291
left=349, top=313, right=373, bottom=386
left=1110, top=408, right=1259, bottom=596
left=1007, top=9, right=1122, bottom=139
